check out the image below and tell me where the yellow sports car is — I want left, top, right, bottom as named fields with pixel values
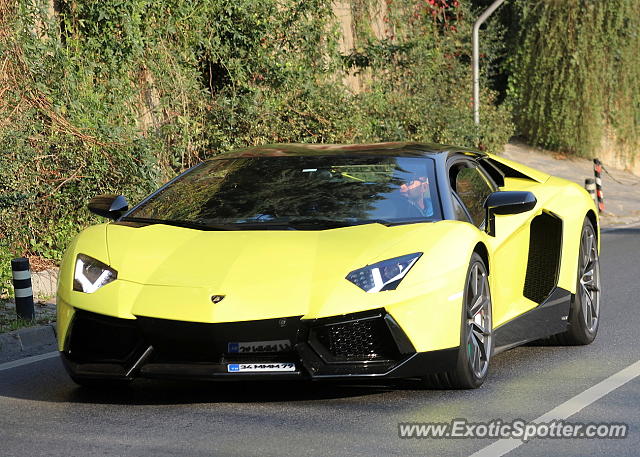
left=56, top=142, right=601, bottom=389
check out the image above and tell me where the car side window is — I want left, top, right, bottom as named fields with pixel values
left=452, top=164, right=494, bottom=227
left=452, top=193, right=471, bottom=223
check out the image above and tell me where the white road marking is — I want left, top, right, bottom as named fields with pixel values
left=0, top=351, right=59, bottom=372
left=469, top=359, right=640, bottom=457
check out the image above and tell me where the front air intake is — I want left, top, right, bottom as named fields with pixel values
left=308, top=310, right=402, bottom=363
left=67, top=310, right=143, bottom=363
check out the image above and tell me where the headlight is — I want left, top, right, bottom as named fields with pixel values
left=346, top=253, right=422, bottom=293
left=73, top=254, right=117, bottom=293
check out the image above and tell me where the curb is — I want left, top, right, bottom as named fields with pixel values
left=0, top=323, right=57, bottom=363
left=601, top=220, right=640, bottom=233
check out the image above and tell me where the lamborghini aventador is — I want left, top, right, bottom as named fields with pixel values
left=57, top=142, right=601, bottom=389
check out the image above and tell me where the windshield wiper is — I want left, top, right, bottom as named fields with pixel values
left=119, top=217, right=239, bottom=231
left=352, top=218, right=433, bottom=227
left=285, top=219, right=356, bottom=229
left=219, top=219, right=352, bottom=230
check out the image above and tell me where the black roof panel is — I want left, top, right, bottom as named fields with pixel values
left=216, top=142, right=483, bottom=159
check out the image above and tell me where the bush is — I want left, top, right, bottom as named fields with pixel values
left=0, top=0, right=512, bottom=290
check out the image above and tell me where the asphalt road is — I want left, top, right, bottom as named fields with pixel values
left=0, top=227, right=638, bottom=457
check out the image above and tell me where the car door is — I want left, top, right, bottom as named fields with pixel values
left=448, top=157, right=535, bottom=328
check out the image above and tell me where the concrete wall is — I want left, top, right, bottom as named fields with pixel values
left=597, top=128, right=640, bottom=176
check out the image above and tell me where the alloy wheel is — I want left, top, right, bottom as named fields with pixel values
left=466, top=262, right=492, bottom=379
left=579, top=226, right=600, bottom=333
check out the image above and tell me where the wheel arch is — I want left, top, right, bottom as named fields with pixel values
left=586, top=209, right=598, bottom=242
left=473, top=242, right=490, bottom=275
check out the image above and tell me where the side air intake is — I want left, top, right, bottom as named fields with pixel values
left=523, top=212, right=563, bottom=304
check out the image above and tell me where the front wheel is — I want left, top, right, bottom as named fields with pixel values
left=421, top=253, right=492, bottom=389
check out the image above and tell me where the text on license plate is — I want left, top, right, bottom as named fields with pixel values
left=228, top=340, right=292, bottom=353
left=227, top=363, right=296, bottom=373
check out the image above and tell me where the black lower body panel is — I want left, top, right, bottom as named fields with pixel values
left=61, top=308, right=459, bottom=382
left=493, top=287, right=572, bottom=353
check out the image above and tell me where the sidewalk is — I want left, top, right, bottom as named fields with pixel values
left=0, top=324, right=57, bottom=363
left=0, top=298, right=57, bottom=362
left=503, top=139, right=640, bottom=227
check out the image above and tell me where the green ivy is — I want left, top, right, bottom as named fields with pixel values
left=505, top=0, right=640, bottom=156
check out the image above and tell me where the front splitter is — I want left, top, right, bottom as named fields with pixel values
left=60, top=346, right=459, bottom=383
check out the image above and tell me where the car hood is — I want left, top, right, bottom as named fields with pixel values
left=99, top=222, right=445, bottom=321
left=106, top=222, right=421, bottom=289
left=60, top=220, right=480, bottom=323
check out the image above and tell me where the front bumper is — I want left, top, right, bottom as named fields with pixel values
left=60, top=308, right=458, bottom=382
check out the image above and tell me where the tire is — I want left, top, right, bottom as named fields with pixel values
left=546, top=217, right=601, bottom=345
left=421, top=252, right=493, bottom=389
left=70, top=374, right=132, bottom=390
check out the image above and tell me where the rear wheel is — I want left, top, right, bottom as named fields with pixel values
left=421, top=253, right=492, bottom=389
left=549, top=217, right=600, bottom=345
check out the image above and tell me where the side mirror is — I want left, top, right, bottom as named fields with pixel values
left=88, top=195, right=129, bottom=220
left=484, top=191, right=536, bottom=236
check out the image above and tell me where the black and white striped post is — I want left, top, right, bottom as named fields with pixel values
left=593, top=159, right=605, bottom=214
left=11, top=257, right=34, bottom=320
left=585, top=178, right=597, bottom=205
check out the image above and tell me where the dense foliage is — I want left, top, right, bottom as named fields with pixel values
left=505, top=0, right=640, bottom=156
left=0, top=0, right=513, bottom=293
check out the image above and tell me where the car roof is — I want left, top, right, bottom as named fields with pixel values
left=215, top=142, right=484, bottom=159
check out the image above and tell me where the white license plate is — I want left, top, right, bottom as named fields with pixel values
left=227, top=340, right=292, bottom=354
left=227, top=363, right=296, bottom=373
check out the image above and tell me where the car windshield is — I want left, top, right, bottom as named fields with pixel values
left=123, top=155, right=441, bottom=229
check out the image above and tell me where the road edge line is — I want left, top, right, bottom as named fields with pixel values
left=0, top=351, right=59, bottom=372
left=468, top=359, right=640, bottom=457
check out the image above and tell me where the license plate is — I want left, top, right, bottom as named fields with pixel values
left=227, top=363, right=296, bottom=373
left=227, top=340, right=292, bottom=354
